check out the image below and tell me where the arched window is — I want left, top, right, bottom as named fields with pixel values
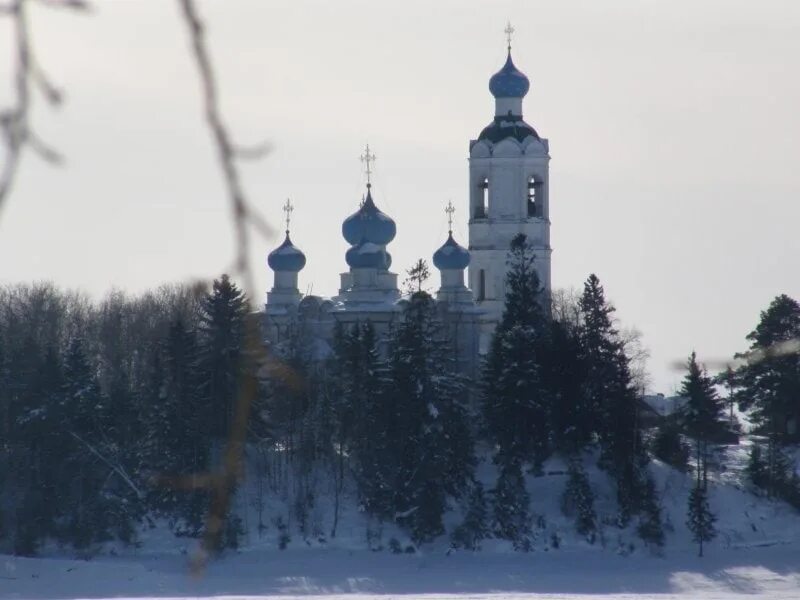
left=478, top=269, right=486, bottom=301
left=475, top=177, right=489, bottom=219
left=527, top=176, right=539, bottom=217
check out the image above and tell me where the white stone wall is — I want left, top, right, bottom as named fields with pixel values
left=467, top=135, right=552, bottom=325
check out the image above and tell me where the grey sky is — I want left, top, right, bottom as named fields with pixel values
left=1, top=0, right=799, bottom=393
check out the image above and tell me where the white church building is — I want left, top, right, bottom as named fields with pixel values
left=263, top=32, right=551, bottom=377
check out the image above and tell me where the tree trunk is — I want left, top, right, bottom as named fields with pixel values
left=331, top=440, right=344, bottom=539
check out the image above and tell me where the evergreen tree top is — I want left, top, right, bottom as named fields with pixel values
left=499, top=234, right=546, bottom=333
left=745, top=294, right=800, bottom=349
left=678, top=351, right=723, bottom=438
left=579, top=274, right=617, bottom=339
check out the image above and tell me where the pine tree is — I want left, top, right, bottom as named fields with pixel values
left=734, top=295, right=800, bottom=493
left=451, top=481, right=490, bottom=550
left=483, top=234, right=550, bottom=470
left=561, top=459, right=596, bottom=538
left=687, top=482, right=716, bottom=557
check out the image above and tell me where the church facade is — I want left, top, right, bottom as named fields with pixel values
left=263, top=37, right=551, bottom=378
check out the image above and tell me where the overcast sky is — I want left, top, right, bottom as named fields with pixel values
left=1, top=0, right=799, bottom=393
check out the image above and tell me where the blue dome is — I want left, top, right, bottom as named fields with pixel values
left=342, top=187, right=397, bottom=246
left=489, top=52, right=530, bottom=98
left=346, top=239, right=392, bottom=270
left=268, top=232, right=306, bottom=272
left=433, top=232, right=470, bottom=270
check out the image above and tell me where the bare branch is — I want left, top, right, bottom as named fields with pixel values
left=176, top=0, right=275, bottom=571
left=32, top=60, right=65, bottom=106
left=176, top=0, right=273, bottom=297
left=233, top=141, right=272, bottom=161
left=0, top=0, right=81, bottom=215
left=68, top=430, right=145, bottom=499
left=35, top=0, right=91, bottom=11
left=0, top=0, right=31, bottom=211
left=28, top=129, right=64, bottom=163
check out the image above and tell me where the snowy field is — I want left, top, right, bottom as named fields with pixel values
left=4, top=442, right=800, bottom=599
left=3, top=545, right=800, bottom=599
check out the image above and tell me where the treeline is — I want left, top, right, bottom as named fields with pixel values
left=1, top=235, right=799, bottom=558
left=0, top=276, right=252, bottom=554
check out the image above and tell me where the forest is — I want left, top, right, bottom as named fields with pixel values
left=1, top=234, right=799, bottom=559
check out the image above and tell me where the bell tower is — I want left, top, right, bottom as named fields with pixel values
left=468, top=24, right=551, bottom=324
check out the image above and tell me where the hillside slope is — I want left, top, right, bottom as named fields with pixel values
left=3, top=440, right=800, bottom=599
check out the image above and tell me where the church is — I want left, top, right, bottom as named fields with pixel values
left=263, top=29, right=551, bottom=378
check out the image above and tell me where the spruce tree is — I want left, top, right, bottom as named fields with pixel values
left=404, top=259, right=431, bottom=295
left=652, top=419, right=690, bottom=472
left=483, top=234, right=550, bottom=470
left=561, top=459, right=596, bottom=538
left=637, top=477, right=665, bottom=549
left=451, top=481, right=490, bottom=550
left=746, top=443, right=768, bottom=489
left=197, top=274, right=248, bottom=442
left=541, top=320, right=591, bottom=455
left=143, top=317, right=208, bottom=535
left=679, top=351, right=723, bottom=488
left=58, top=337, right=138, bottom=548
left=10, top=345, right=64, bottom=554
left=491, top=460, right=532, bottom=550
left=381, top=292, right=474, bottom=543
left=687, top=482, right=716, bottom=557
left=165, top=317, right=208, bottom=532
left=579, top=274, right=648, bottom=523
left=328, top=321, right=388, bottom=522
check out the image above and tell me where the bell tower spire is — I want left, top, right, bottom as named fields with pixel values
left=467, top=27, right=552, bottom=325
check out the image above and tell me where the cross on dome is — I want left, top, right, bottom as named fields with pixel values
left=360, top=143, right=377, bottom=187
left=504, top=21, right=515, bottom=51
left=445, top=200, right=455, bottom=234
left=283, top=198, right=294, bottom=234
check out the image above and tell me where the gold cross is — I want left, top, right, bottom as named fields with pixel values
left=283, top=198, right=294, bottom=233
left=445, top=200, right=455, bottom=233
left=505, top=21, right=515, bottom=51
left=360, top=143, right=376, bottom=186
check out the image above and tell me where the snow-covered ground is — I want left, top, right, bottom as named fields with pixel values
left=4, top=440, right=800, bottom=599
left=3, top=545, right=800, bottom=599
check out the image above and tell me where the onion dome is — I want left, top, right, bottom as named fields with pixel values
left=345, top=239, right=392, bottom=270
left=433, top=232, right=470, bottom=270
left=489, top=51, right=530, bottom=98
left=267, top=232, right=306, bottom=272
left=342, top=186, right=397, bottom=246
